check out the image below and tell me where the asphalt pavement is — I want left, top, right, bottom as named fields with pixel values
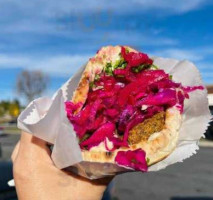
left=112, top=147, right=213, bottom=200
left=0, top=133, right=213, bottom=200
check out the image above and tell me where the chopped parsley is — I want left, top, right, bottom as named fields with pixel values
left=89, top=81, right=95, bottom=89
left=89, top=74, right=100, bottom=89
left=94, top=74, right=100, bottom=81
left=104, top=55, right=158, bottom=75
left=114, top=58, right=127, bottom=69
left=132, top=64, right=159, bottom=73
left=79, top=133, right=91, bottom=143
left=105, top=58, right=127, bottom=76
left=150, top=64, right=159, bottom=70
left=105, top=63, right=114, bottom=75
left=146, top=157, right=150, bottom=164
left=132, top=64, right=148, bottom=73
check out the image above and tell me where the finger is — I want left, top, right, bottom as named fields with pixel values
left=11, top=141, right=20, bottom=163
left=19, top=132, right=51, bottom=158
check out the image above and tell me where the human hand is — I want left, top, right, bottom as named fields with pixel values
left=11, top=132, right=113, bottom=200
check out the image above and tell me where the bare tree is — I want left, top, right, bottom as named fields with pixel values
left=16, top=70, right=49, bottom=103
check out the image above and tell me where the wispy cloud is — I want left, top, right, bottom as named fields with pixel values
left=106, top=31, right=178, bottom=47
left=150, top=48, right=203, bottom=61
left=0, top=29, right=178, bottom=55
left=0, top=0, right=211, bottom=57
left=150, top=46, right=213, bottom=62
left=0, top=0, right=212, bottom=99
left=0, top=54, right=30, bottom=67
left=0, top=0, right=211, bottom=36
left=133, top=0, right=210, bottom=13
left=0, top=54, right=91, bottom=77
left=0, top=0, right=210, bottom=18
left=32, top=55, right=91, bottom=76
left=1, top=45, right=212, bottom=78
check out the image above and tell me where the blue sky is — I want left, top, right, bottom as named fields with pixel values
left=0, top=0, right=213, bottom=104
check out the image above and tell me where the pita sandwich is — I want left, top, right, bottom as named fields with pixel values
left=65, top=45, right=202, bottom=171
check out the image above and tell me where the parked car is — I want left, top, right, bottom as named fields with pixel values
left=8, top=118, right=17, bottom=124
left=0, top=161, right=17, bottom=200
left=0, top=127, right=4, bottom=135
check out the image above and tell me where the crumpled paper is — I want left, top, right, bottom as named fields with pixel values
left=17, top=57, right=211, bottom=179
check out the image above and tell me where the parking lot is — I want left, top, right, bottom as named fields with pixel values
left=1, top=132, right=213, bottom=200
left=0, top=133, right=20, bottom=161
left=113, top=147, right=213, bottom=200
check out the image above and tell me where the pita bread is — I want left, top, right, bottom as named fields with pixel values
left=71, top=45, right=182, bottom=167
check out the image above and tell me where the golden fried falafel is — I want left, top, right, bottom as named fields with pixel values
left=128, top=111, right=165, bottom=144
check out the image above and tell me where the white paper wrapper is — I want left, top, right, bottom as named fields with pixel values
left=17, top=57, right=211, bottom=179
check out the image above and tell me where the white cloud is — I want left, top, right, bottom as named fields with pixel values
left=150, top=45, right=213, bottom=62
left=150, top=48, right=203, bottom=61
left=1, top=45, right=213, bottom=78
left=133, top=0, right=209, bottom=13
left=0, top=0, right=211, bottom=36
left=0, top=54, right=91, bottom=77
left=0, top=0, right=210, bottom=50
left=0, top=54, right=30, bottom=67
left=0, top=20, right=57, bottom=34
left=0, top=0, right=209, bottom=18
left=0, top=0, right=209, bottom=54
left=32, top=55, right=91, bottom=76
left=0, top=53, right=92, bottom=104
left=107, top=30, right=178, bottom=46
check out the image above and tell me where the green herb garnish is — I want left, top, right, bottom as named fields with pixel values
left=79, top=133, right=91, bottom=143
left=132, top=64, right=148, bottom=73
left=146, top=157, right=150, bottom=164
left=120, top=62, right=127, bottom=69
left=89, top=81, right=95, bottom=89
left=95, top=74, right=100, bottom=81
left=132, top=63, right=159, bottom=73
left=114, top=59, right=123, bottom=69
left=150, top=64, right=159, bottom=70
left=125, top=48, right=129, bottom=53
left=105, top=63, right=113, bottom=76
left=113, top=58, right=127, bottom=69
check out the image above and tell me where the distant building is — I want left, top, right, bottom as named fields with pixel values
left=206, top=85, right=213, bottom=140
left=207, top=85, right=213, bottom=106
